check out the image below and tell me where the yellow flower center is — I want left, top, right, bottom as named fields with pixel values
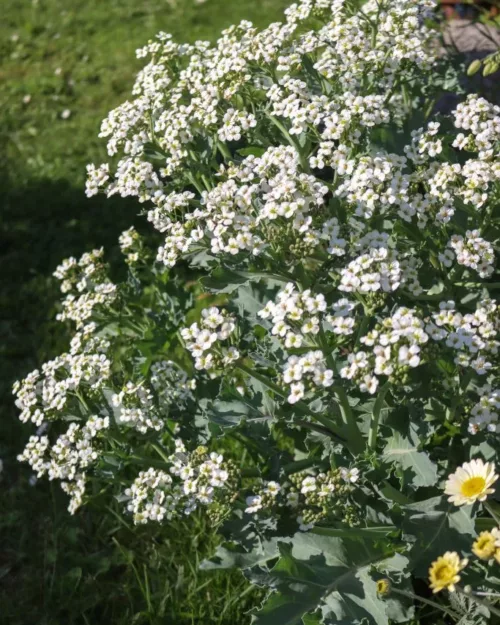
left=433, top=563, right=454, bottom=583
left=477, top=535, right=493, bottom=550
left=460, top=476, right=486, bottom=498
left=472, top=532, right=496, bottom=559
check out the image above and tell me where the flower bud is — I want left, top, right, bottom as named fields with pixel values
left=467, top=60, right=482, bottom=76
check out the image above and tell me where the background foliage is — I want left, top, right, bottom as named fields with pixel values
left=0, top=1, right=289, bottom=623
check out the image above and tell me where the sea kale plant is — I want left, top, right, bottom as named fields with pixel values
left=15, top=0, right=500, bottom=622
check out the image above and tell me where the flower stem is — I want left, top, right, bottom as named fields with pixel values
left=216, top=140, right=232, bottom=161
left=368, top=382, right=390, bottom=450
left=456, top=586, right=500, bottom=618
left=390, top=588, right=459, bottom=620
left=317, top=325, right=363, bottom=455
left=235, top=362, right=349, bottom=447
left=331, top=385, right=364, bottom=455
left=485, top=501, right=500, bottom=526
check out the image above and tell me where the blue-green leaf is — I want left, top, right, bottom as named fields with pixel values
left=251, top=533, right=412, bottom=625
left=382, top=428, right=438, bottom=488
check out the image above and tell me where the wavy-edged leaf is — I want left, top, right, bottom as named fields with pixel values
left=402, top=496, right=475, bottom=577
left=382, top=427, right=437, bottom=488
left=311, top=526, right=397, bottom=540
left=251, top=533, right=412, bottom=625
left=201, top=538, right=280, bottom=571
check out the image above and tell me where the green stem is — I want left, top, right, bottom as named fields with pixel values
left=294, top=418, right=339, bottom=439
left=390, top=588, right=460, bottom=621
left=456, top=586, right=500, bottom=618
left=331, top=385, right=364, bottom=455
left=235, top=362, right=348, bottom=447
left=282, top=458, right=326, bottom=475
left=484, top=501, right=500, bottom=526
left=241, top=468, right=260, bottom=478
left=266, top=114, right=309, bottom=171
left=317, top=325, right=363, bottom=455
left=151, top=443, right=171, bottom=463
left=216, top=140, right=232, bottom=161
left=368, top=382, right=390, bottom=451
left=128, top=456, right=171, bottom=470
left=187, top=173, right=205, bottom=195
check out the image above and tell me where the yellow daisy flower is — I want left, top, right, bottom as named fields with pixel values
left=444, top=458, right=498, bottom=506
left=495, top=549, right=500, bottom=565
left=429, top=551, right=468, bottom=594
left=472, top=531, right=496, bottom=560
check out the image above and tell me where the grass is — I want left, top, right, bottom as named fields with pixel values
left=0, top=0, right=290, bottom=622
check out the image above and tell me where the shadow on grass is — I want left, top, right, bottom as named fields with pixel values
left=0, top=170, right=140, bottom=445
left=0, top=170, right=139, bottom=624
left=0, top=168, right=256, bottom=625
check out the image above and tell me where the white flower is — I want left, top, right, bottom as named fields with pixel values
left=301, top=476, right=316, bottom=494
left=288, top=382, right=305, bottom=404
left=245, top=495, right=263, bottom=514
left=265, top=481, right=281, bottom=496
left=341, top=467, right=360, bottom=483
left=444, top=459, right=498, bottom=506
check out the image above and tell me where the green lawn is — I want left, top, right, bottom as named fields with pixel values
left=0, top=1, right=289, bottom=623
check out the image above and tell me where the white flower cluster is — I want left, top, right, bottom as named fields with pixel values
left=259, top=282, right=327, bottom=346
left=201, top=146, right=328, bottom=257
left=404, top=122, right=443, bottom=165
left=258, top=283, right=364, bottom=402
left=339, top=247, right=401, bottom=294
left=245, top=466, right=359, bottom=531
left=428, top=299, right=499, bottom=375
left=453, top=94, right=500, bottom=160
left=13, top=334, right=111, bottom=426
left=284, top=351, right=334, bottom=404
left=217, top=108, right=257, bottom=142
left=53, top=249, right=117, bottom=327
left=112, top=381, right=163, bottom=433
left=245, top=480, right=281, bottom=513
left=119, top=226, right=142, bottom=264
left=469, top=385, right=500, bottom=435
left=448, top=231, right=495, bottom=279
left=83, top=0, right=441, bottom=268
left=86, top=0, right=435, bottom=195
left=125, top=440, right=234, bottom=524
left=17, top=416, right=109, bottom=513
left=341, top=308, right=429, bottom=394
left=325, top=298, right=358, bottom=336
left=181, top=307, right=238, bottom=372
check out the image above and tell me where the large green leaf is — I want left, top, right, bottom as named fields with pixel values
left=251, top=533, right=412, bottom=625
left=200, top=266, right=253, bottom=294
left=201, top=538, right=280, bottom=571
left=200, top=388, right=274, bottom=430
left=233, top=281, right=281, bottom=321
left=402, top=496, right=476, bottom=578
left=382, top=427, right=438, bottom=488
